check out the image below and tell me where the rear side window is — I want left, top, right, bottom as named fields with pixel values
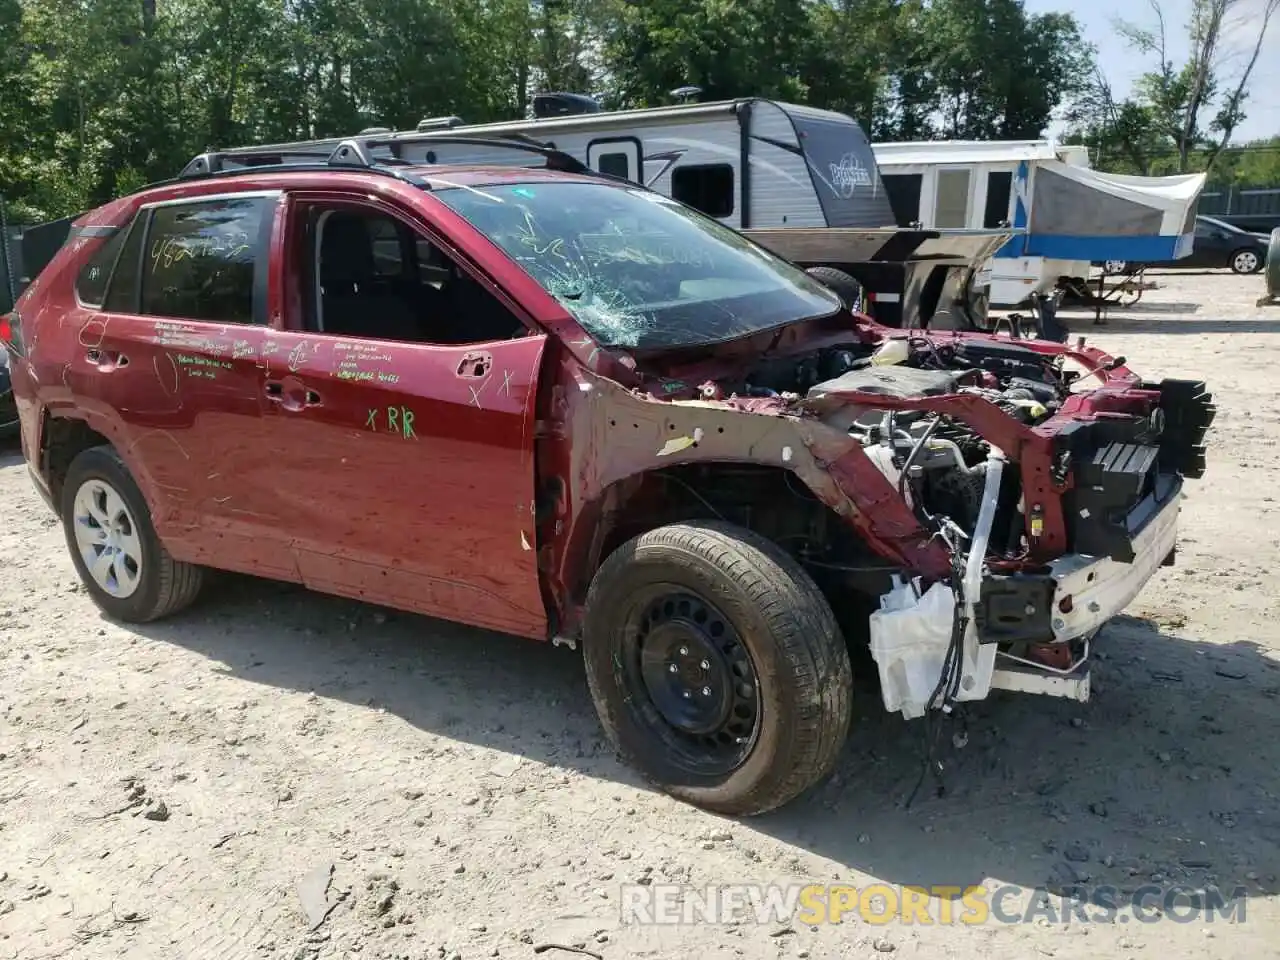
left=140, top=196, right=274, bottom=324
left=102, top=218, right=147, bottom=314
left=75, top=228, right=131, bottom=307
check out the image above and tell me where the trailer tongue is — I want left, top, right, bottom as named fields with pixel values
left=743, top=225, right=1014, bottom=331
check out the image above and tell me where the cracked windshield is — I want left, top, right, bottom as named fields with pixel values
left=434, top=181, right=840, bottom=349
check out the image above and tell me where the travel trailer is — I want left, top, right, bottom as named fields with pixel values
left=179, top=94, right=1012, bottom=330
left=872, top=140, right=1206, bottom=306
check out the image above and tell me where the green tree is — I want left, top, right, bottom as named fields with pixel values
left=602, top=0, right=813, bottom=107
left=1071, top=0, right=1280, bottom=176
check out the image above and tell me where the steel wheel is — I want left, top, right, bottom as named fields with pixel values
left=1232, top=250, right=1261, bottom=274
left=1103, top=260, right=1128, bottom=275
left=72, top=477, right=143, bottom=599
left=619, top=587, right=762, bottom=777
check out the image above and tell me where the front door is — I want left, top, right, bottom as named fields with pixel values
left=247, top=196, right=550, bottom=638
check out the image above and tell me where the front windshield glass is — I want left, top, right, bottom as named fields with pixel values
left=433, top=180, right=841, bottom=350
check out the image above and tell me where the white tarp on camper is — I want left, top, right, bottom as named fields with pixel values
left=1029, top=161, right=1206, bottom=238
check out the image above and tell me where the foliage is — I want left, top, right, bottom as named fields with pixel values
left=2, top=0, right=1096, bottom=220
left=1064, top=0, right=1279, bottom=178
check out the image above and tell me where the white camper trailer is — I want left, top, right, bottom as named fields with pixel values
left=872, top=140, right=1206, bottom=307
left=186, top=93, right=1015, bottom=329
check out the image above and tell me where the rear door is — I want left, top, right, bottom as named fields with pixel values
left=79, top=192, right=292, bottom=576
left=245, top=194, right=549, bottom=638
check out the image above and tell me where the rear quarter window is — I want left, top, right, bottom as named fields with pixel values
left=75, top=227, right=131, bottom=307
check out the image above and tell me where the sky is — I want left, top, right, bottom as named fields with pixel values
left=1023, top=0, right=1280, bottom=143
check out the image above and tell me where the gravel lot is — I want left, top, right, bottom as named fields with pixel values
left=2, top=269, right=1279, bottom=960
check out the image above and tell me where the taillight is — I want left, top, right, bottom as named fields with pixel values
left=0, top=309, right=24, bottom=355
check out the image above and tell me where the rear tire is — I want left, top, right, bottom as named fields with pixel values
left=60, top=445, right=205, bottom=623
left=805, top=266, right=864, bottom=313
left=582, top=520, right=853, bottom=816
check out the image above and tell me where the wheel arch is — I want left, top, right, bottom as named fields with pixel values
left=39, top=410, right=156, bottom=513
left=558, top=461, right=895, bottom=645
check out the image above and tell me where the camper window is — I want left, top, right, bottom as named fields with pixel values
left=881, top=174, right=922, bottom=227
left=671, top=164, right=735, bottom=219
left=597, top=152, right=631, bottom=180
left=934, top=169, right=971, bottom=229
left=983, top=171, right=1013, bottom=228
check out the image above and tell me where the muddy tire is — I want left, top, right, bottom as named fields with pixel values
left=582, top=520, right=853, bottom=816
left=805, top=266, right=864, bottom=312
left=60, top=445, right=205, bottom=623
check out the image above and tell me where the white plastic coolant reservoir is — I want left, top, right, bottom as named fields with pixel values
left=870, top=338, right=911, bottom=366
left=867, top=578, right=997, bottom=720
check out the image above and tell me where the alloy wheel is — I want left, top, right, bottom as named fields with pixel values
left=72, top=478, right=143, bottom=599
left=1234, top=250, right=1260, bottom=274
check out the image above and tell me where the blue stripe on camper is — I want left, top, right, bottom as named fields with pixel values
left=1023, top=232, right=1192, bottom=262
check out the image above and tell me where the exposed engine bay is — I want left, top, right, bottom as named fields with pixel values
left=732, top=335, right=1080, bottom=549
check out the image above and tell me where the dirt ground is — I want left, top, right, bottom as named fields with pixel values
left=2, top=269, right=1279, bottom=960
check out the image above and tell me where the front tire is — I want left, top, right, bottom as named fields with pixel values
left=582, top=520, right=853, bottom=816
left=60, top=445, right=205, bottom=622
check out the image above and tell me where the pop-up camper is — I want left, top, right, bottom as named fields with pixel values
left=873, top=140, right=1206, bottom=307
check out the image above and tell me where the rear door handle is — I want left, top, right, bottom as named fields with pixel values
left=265, top=380, right=322, bottom=408
left=86, top=349, right=127, bottom=367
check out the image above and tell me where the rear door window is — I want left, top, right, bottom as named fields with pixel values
left=138, top=196, right=276, bottom=324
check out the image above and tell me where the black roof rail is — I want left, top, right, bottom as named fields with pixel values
left=175, top=132, right=593, bottom=187
left=348, top=132, right=590, bottom=174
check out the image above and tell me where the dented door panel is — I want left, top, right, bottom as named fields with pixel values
left=251, top=331, right=550, bottom=638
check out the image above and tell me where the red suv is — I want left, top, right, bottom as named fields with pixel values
left=2, top=137, right=1214, bottom=815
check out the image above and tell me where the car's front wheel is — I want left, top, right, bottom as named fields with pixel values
left=61, top=445, right=205, bottom=622
left=582, top=520, right=853, bottom=816
left=1231, top=249, right=1263, bottom=274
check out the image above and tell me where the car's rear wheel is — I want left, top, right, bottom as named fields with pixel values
left=582, top=520, right=853, bottom=816
left=1231, top=249, right=1262, bottom=274
left=61, top=445, right=205, bottom=622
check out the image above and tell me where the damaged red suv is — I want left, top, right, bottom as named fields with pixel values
left=2, top=138, right=1214, bottom=815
